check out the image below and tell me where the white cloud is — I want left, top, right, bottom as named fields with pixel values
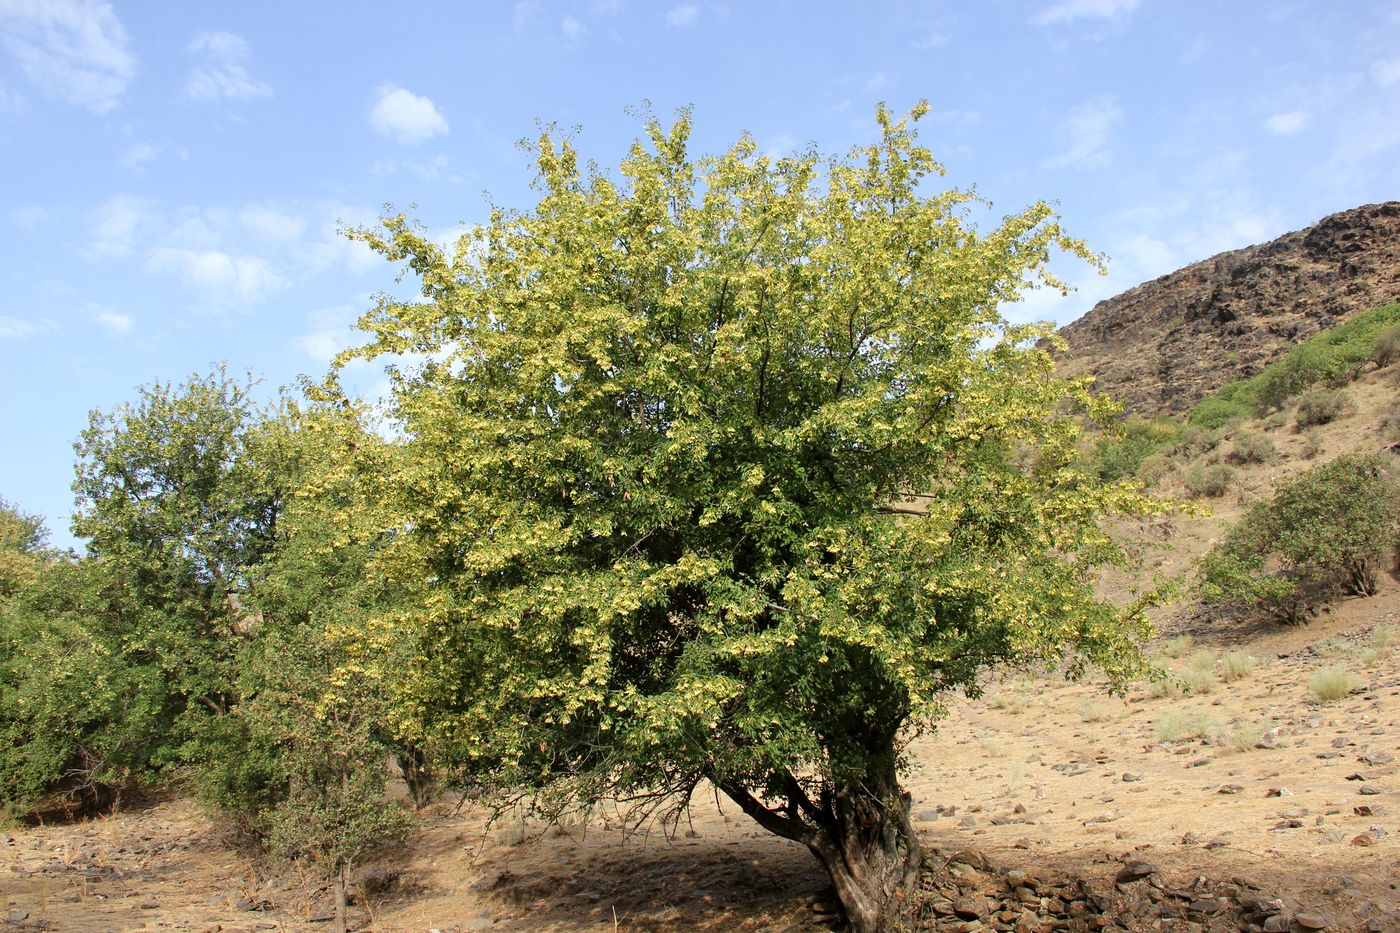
left=146, top=247, right=287, bottom=307
left=368, top=84, right=448, bottom=145
left=85, top=193, right=154, bottom=258
left=184, top=31, right=271, bottom=103
left=1264, top=111, right=1308, bottom=135
left=665, top=4, right=699, bottom=28
left=0, top=0, right=135, bottom=112
left=512, top=0, right=541, bottom=32
left=561, top=16, right=585, bottom=39
left=913, top=30, right=949, bottom=50
left=94, top=307, right=131, bottom=333
left=0, top=314, right=34, bottom=338
left=120, top=141, right=158, bottom=169
left=239, top=206, right=306, bottom=241
left=1043, top=96, right=1121, bottom=170
left=369, top=152, right=466, bottom=184
left=1371, top=57, right=1400, bottom=88
left=1032, top=0, right=1141, bottom=26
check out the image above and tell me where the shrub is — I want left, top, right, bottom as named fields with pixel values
left=1160, top=634, right=1194, bottom=658
left=1308, top=668, right=1364, bottom=703
left=1196, top=454, right=1400, bottom=623
left=1189, top=302, right=1400, bottom=424
left=1179, top=666, right=1218, bottom=695
left=1225, top=432, right=1275, bottom=465
left=1137, top=453, right=1176, bottom=487
left=1090, top=415, right=1185, bottom=482
left=1155, top=711, right=1220, bottom=743
left=1373, top=323, right=1400, bottom=369
left=1078, top=700, right=1112, bottom=723
left=1220, top=651, right=1255, bottom=682
left=1294, top=388, right=1350, bottom=429
left=1184, top=462, right=1234, bottom=498
left=1226, top=726, right=1263, bottom=752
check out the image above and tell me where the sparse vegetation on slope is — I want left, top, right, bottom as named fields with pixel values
left=1188, top=301, right=1400, bottom=428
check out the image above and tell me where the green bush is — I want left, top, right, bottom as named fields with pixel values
left=1225, top=432, right=1275, bottom=465
left=1184, top=462, right=1234, bottom=498
left=1189, top=302, right=1400, bottom=425
left=1197, top=454, right=1400, bottom=624
left=1373, top=324, right=1400, bottom=369
left=1294, top=388, right=1350, bottom=429
left=1089, top=415, right=1185, bottom=482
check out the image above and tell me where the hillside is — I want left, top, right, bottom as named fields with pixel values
left=1057, top=202, right=1400, bottom=415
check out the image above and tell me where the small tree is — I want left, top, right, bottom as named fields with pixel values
left=339, top=105, right=1162, bottom=931
left=1198, top=454, right=1400, bottom=623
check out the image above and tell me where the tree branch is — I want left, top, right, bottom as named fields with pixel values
left=716, top=779, right=816, bottom=845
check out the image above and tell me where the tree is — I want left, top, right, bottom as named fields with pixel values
left=1198, top=454, right=1400, bottom=623
left=338, top=104, right=1162, bottom=931
left=0, top=498, right=50, bottom=599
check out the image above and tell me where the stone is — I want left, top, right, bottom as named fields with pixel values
left=1218, top=784, right=1244, bottom=794
left=1122, top=772, right=1142, bottom=782
left=1358, top=785, right=1382, bottom=795
left=1293, top=913, right=1330, bottom=930
left=1351, top=833, right=1378, bottom=846
left=1361, top=752, right=1393, bottom=765
left=1115, top=861, right=1158, bottom=884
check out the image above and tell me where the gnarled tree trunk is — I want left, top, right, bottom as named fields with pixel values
left=718, top=755, right=922, bottom=933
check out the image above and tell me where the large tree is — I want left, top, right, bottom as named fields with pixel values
left=340, top=104, right=1161, bottom=931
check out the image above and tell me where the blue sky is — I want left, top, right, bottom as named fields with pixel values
left=2, top=0, right=1399, bottom=548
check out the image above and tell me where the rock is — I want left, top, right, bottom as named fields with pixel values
left=62, top=890, right=80, bottom=903
left=1280, top=808, right=1309, bottom=819
left=1271, top=819, right=1304, bottom=830
left=1358, top=785, right=1382, bottom=795
left=1122, top=772, right=1142, bottom=782
left=139, top=899, right=160, bottom=909
left=1361, top=752, right=1393, bottom=765
left=1351, top=833, right=1378, bottom=846
left=309, top=910, right=336, bottom=922
left=1115, top=861, right=1158, bottom=884
left=354, top=864, right=399, bottom=894
left=1266, top=787, right=1293, bottom=797
left=1262, top=915, right=1290, bottom=932
left=1218, top=784, right=1244, bottom=794
left=1055, top=202, right=1400, bottom=416
left=952, top=895, right=985, bottom=919
left=463, top=920, right=495, bottom=931
left=1293, top=913, right=1330, bottom=930
left=6, top=911, right=29, bottom=923
left=915, top=809, right=940, bottom=822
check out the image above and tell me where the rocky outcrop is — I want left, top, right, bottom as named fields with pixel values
left=1056, top=202, right=1400, bottom=416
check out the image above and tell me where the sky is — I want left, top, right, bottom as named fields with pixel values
left=2, top=0, right=1399, bottom=549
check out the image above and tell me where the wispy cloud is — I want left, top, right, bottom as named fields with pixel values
left=666, top=4, right=700, bottom=28
left=1032, top=0, right=1142, bottom=27
left=1043, top=96, right=1122, bottom=170
left=368, top=84, right=449, bottom=145
left=0, top=314, right=35, bottom=339
left=85, top=194, right=155, bottom=258
left=1371, top=57, right=1400, bottom=88
left=184, top=31, right=271, bottom=103
left=1264, top=111, right=1308, bottom=135
left=561, top=16, right=586, bottom=40
left=146, top=247, right=287, bottom=307
left=120, top=141, right=159, bottom=169
left=0, top=0, right=135, bottom=113
left=93, top=307, right=131, bottom=333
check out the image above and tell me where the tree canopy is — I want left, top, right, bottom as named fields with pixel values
left=337, top=103, right=1164, bottom=930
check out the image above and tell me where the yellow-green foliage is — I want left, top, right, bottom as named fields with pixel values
left=330, top=104, right=1172, bottom=922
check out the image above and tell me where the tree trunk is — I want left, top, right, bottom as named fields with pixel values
left=718, top=756, right=921, bottom=933
left=808, top=774, right=921, bottom=933
left=334, top=861, right=349, bottom=933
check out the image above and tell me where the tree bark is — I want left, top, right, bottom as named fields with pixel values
left=718, top=757, right=921, bottom=933
left=334, top=861, right=349, bottom=933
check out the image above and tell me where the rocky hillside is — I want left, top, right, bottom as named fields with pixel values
left=1057, top=201, right=1400, bottom=415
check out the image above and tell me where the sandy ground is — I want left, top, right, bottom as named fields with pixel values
left=3, top=580, right=1396, bottom=932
